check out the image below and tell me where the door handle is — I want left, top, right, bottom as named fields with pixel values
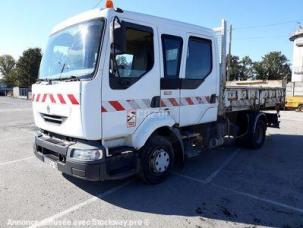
left=163, top=91, right=173, bottom=96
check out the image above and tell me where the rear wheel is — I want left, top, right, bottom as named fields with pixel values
left=296, top=105, right=303, bottom=112
left=140, top=135, right=174, bottom=184
left=237, top=114, right=267, bottom=149
left=250, top=119, right=266, bottom=149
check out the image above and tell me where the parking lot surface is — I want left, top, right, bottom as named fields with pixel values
left=1, top=97, right=303, bottom=228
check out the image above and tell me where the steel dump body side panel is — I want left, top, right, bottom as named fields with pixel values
left=224, top=85, right=285, bottom=112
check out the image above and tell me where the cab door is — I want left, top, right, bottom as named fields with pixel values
left=101, top=19, right=160, bottom=139
left=179, top=34, right=219, bottom=126
left=159, top=32, right=184, bottom=124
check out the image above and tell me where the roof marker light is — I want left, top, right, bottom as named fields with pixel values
left=105, top=0, right=114, bottom=9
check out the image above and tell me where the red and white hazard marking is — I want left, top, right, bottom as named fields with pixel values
left=32, top=93, right=79, bottom=105
left=102, top=96, right=216, bottom=113
left=102, top=99, right=151, bottom=113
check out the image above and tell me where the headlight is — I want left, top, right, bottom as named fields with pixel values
left=71, top=149, right=103, bottom=161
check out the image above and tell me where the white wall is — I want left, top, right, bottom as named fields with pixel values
left=292, top=36, right=303, bottom=82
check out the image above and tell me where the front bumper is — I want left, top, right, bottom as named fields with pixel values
left=33, top=133, right=139, bottom=181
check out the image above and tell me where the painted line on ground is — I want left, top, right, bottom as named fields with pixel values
left=173, top=172, right=208, bottom=184
left=172, top=148, right=239, bottom=184
left=204, top=149, right=240, bottom=183
left=0, top=108, right=32, bottom=113
left=0, top=156, right=34, bottom=166
left=213, top=183, right=303, bottom=214
left=28, top=180, right=133, bottom=228
left=175, top=171, right=303, bottom=215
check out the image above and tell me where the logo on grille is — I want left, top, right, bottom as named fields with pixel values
left=46, top=105, right=50, bottom=114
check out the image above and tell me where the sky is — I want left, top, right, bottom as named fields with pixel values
left=0, top=0, right=302, bottom=63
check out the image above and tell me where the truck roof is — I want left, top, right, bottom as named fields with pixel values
left=51, top=8, right=215, bottom=37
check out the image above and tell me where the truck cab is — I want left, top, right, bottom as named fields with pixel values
left=32, top=3, right=282, bottom=184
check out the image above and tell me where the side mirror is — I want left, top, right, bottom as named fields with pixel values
left=112, top=18, right=127, bottom=55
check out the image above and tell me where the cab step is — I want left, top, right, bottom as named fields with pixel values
left=183, top=141, right=202, bottom=158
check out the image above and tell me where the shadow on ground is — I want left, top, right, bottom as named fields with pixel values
left=63, top=134, right=303, bottom=228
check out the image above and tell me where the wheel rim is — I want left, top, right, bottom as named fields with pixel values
left=150, top=148, right=170, bottom=174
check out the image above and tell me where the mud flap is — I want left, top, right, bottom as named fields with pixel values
left=265, top=113, right=280, bottom=128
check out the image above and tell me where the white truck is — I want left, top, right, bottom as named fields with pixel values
left=32, top=1, right=285, bottom=184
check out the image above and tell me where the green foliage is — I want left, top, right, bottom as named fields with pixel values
left=227, top=55, right=240, bottom=81
left=228, top=55, right=254, bottom=81
left=240, top=56, right=254, bottom=80
left=253, top=51, right=291, bottom=81
left=16, top=48, right=42, bottom=87
left=0, top=48, right=42, bottom=88
left=228, top=52, right=291, bottom=81
left=0, top=55, right=16, bottom=87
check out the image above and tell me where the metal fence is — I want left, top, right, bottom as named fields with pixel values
left=19, top=87, right=31, bottom=97
left=0, top=88, right=12, bottom=96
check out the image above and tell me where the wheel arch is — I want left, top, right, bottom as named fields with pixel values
left=153, top=126, right=185, bottom=166
left=131, top=113, right=185, bottom=165
left=252, top=112, right=267, bottom=132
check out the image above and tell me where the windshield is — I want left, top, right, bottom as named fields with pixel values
left=39, top=19, right=105, bottom=80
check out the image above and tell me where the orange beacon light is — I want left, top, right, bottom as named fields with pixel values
left=105, top=0, right=114, bottom=9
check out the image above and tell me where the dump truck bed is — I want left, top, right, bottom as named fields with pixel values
left=223, top=80, right=286, bottom=112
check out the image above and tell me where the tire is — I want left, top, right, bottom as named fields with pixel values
left=139, top=135, right=175, bottom=184
left=296, top=105, right=303, bottom=112
left=237, top=114, right=267, bottom=149
left=250, top=119, right=266, bottom=149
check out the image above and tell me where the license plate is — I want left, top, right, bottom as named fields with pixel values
left=44, top=157, right=57, bottom=169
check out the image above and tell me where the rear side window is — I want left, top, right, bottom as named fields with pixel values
left=162, top=35, right=183, bottom=79
left=185, top=37, right=212, bottom=80
left=114, top=28, right=154, bottom=78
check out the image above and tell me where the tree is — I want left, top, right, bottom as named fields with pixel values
left=16, top=48, right=42, bottom=87
left=253, top=51, right=291, bottom=81
left=227, top=55, right=241, bottom=81
left=239, top=56, right=254, bottom=80
left=0, top=55, right=16, bottom=87
left=228, top=55, right=254, bottom=81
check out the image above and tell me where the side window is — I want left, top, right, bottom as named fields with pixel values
left=185, top=37, right=212, bottom=80
left=110, top=23, right=154, bottom=90
left=162, top=35, right=183, bottom=79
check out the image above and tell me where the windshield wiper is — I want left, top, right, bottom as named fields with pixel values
left=59, top=75, right=80, bottom=82
left=58, top=63, right=67, bottom=81
left=37, top=78, right=52, bottom=84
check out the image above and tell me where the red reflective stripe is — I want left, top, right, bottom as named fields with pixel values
left=67, top=94, right=79, bottom=105
left=169, top=98, right=179, bottom=106
left=160, top=100, right=166, bottom=107
left=32, top=94, right=35, bottom=101
left=57, top=94, right=66, bottom=104
left=42, top=94, right=47, bottom=102
left=36, top=94, right=41, bottom=102
left=109, top=101, right=125, bottom=111
left=185, top=97, right=194, bottom=105
left=101, top=106, right=107, bottom=112
left=49, top=94, right=56, bottom=103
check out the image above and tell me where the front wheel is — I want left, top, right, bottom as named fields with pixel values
left=139, top=135, right=175, bottom=185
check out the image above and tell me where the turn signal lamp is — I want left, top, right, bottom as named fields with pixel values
left=105, top=0, right=114, bottom=8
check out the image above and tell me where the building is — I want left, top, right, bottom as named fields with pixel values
left=290, top=27, right=303, bottom=82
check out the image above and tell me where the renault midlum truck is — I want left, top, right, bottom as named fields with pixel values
left=32, top=1, right=285, bottom=184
